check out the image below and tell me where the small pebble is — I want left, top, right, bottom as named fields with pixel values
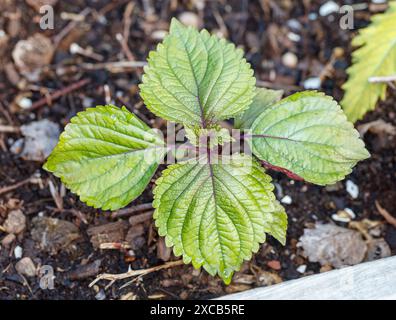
left=3, top=210, right=26, bottom=234
left=303, top=77, right=321, bottom=89
left=14, top=246, right=23, bottom=259
left=15, top=257, right=36, bottom=277
left=282, top=52, right=298, bottom=69
left=1, top=233, right=16, bottom=247
left=274, top=182, right=283, bottom=198
left=346, top=180, right=359, bottom=199
left=296, top=265, right=307, bottom=273
left=69, top=43, right=81, bottom=55
left=17, top=97, right=33, bottom=110
left=287, top=32, right=301, bottom=42
left=82, top=97, right=94, bottom=108
left=332, top=208, right=356, bottom=223
left=320, top=265, right=333, bottom=273
left=331, top=212, right=350, bottom=223
left=287, top=19, right=301, bottom=31
left=308, top=12, right=318, bottom=20
left=319, top=1, right=340, bottom=16
left=178, top=12, right=200, bottom=28
left=281, top=195, right=292, bottom=205
left=325, top=182, right=343, bottom=192
left=267, top=260, right=281, bottom=270
left=95, top=289, right=106, bottom=300
left=151, top=30, right=167, bottom=41
left=344, top=208, right=356, bottom=219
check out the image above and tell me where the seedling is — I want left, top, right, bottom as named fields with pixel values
left=44, top=19, right=369, bottom=283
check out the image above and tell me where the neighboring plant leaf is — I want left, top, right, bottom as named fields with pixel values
left=249, top=91, right=370, bottom=185
left=44, top=105, right=166, bottom=211
left=153, top=153, right=286, bottom=284
left=234, top=87, right=283, bottom=129
left=341, top=2, right=396, bottom=122
left=140, top=18, right=256, bottom=127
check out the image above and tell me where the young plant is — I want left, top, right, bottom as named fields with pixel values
left=342, top=1, right=396, bottom=122
left=44, top=18, right=369, bottom=284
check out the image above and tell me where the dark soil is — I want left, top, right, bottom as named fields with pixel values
left=0, top=0, right=395, bottom=300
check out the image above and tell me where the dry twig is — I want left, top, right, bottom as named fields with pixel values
left=81, top=61, right=146, bottom=72
left=54, top=8, right=91, bottom=46
left=111, top=203, right=152, bottom=219
left=375, top=200, right=396, bottom=228
left=120, top=2, right=135, bottom=61
left=369, top=75, right=396, bottom=83
left=89, top=260, right=183, bottom=288
left=0, top=177, right=34, bottom=196
left=27, top=78, right=91, bottom=111
left=0, top=125, right=20, bottom=133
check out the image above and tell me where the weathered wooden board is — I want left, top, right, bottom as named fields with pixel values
left=218, top=256, right=396, bottom=300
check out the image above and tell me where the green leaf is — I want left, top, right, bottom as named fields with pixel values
left=341, top=2, right=396, bottom=122
left=140, top=18, right=256, bottom=127
left=266, top=201, right=287, bottom=246
left=43, top=105, right=166, bottom=211
left=234, top=87, right=283, bottom=129
left=249, top=91, right=370, bottom=185
left=153, top=153, right=286, bottom=284
left=185, top=124, right=234, bottom=148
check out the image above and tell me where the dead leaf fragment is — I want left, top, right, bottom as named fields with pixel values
left=31, top=217, right=80, bottom=254
left=12, top=33, right=54, bottom=81
left=11, top=119, right=60, bottom=162
left=3, top=209, right=26, bottom=234
left=300, top=224, right=367, bottom=268
left=358, top=119, right=396, bottom=137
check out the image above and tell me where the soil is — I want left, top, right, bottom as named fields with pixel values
left=0, top=0, right=395, bottom=300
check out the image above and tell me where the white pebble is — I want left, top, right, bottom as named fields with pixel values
left=344, top=208, right=356, bottom=219
left=69, top=42, right=81, bottom=54
left=95, top=289, right=106, bottom=300
left=14, top=246, right=23, bottom=259
left=297, top=265, right=307, bottom=273
left=178, top=12, right=200, bottom=28
left=82, top=97, right=94, bottom=108
left=372, top=0, right=387, bottom=3
left=287, top=19, right=301, bottom=31
left=18, top=97, right=32, bottom=109
left=0, top=30, right=6, bottom=37
left=281, top=195, right=292, bottom=205
left=331, top=213, right=350, bottom=223
left=346, top=180, right=359, bottom=199
left=282, top=52, right=298, bottom=69
left=303, top=77, right=321, bottom=89
left=151, top=30, right=167, bottom=41
left=319, top=1, right=340, bottom=16
left=308, top=13, right=318, bottom=20
left=287, top=32, right=301, bottom=42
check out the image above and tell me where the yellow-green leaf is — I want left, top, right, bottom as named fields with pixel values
left=140, top=18, right=256, bottom=127
left=44, top=105, right=166, bottom=211
left=153, top=154, right=286, bottom=284
left=341, top=2, right=396, bottom=122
